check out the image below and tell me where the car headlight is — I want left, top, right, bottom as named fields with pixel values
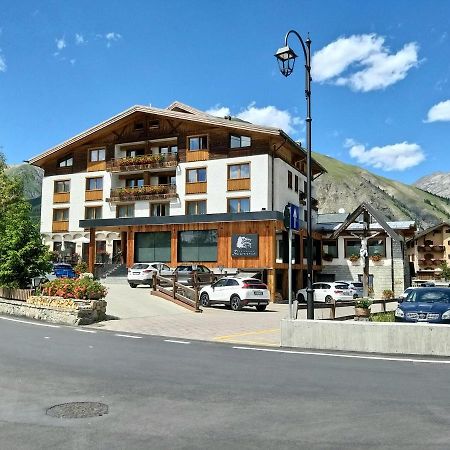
left=394, top=308, right=405, bottom=318
left=442, top=310, right=450, bottom=320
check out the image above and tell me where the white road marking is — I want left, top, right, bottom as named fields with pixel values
left=164, top=339, right=191, bottom=345
left=75, top=329, right=97, bottom=334
left=0, top=316, right=60, bottom=328
left=44, top=336, right=50, bottom=339
left=232, top=346, right=450, bottom=365
left=115, top=334, right=142, bottom=339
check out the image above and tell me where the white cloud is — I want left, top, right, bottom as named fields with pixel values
left=425, top=99, right=450, bottom=122
left=0, top=54, right=6, bottom=72
left=105, top=32, right=122, bottom=47
left=55, top=37, right=66, bottom=51
left=312, top=34, right=419, bottom=92
left=345, top=139, right=425, bottom=171
left=206, top=103, right=302, bottom=135
left=75, top=33, right=85, bottom=45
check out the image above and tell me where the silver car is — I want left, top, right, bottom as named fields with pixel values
left=336, top=280, right=364, bottom=299
left=127, top=262, right=173, bottom=288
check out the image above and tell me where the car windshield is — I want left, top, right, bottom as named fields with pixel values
left=132, top=264, right=149, bottom=270
left=406, top=289, right=450, bottom=303
left=352, top=282, right=363, bottom=288
left=176, top=266, right=192, bottom=272
left=335, top=284, right=348, bottom=290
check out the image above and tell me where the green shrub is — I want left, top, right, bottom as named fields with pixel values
left=355, top=298, right=372, bottom=309
left=370, top=311, right=395, bottom=322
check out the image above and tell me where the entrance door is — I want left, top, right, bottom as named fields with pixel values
left=112, top=240, right=122, bottom=263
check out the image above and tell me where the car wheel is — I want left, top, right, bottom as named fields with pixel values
left=230, top=295, right=242, bottom=311
left=325, top=295, right=333, bottom=303
left=129, top=283, right=137, bottom=288
left=297, top=293, right=305, bottom=303
left=353, top=293, right=359, bottom=299
left=200, top=292, right=210, bottom=307
left=256, top=305, right=267, bottom=312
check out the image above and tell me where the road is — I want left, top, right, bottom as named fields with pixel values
left=1, top=316, right=450, bottom=449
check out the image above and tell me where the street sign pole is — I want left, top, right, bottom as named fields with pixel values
left=288, top=227, right=293, bottom=320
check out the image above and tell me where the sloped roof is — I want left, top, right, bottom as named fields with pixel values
left=407, top=221, right=450, bottom=242
left=317, top=213, right=349, bottom=224
left=328, top=202, right=405, bottom=242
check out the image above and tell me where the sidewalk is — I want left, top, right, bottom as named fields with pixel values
left=88, top=282, right=287, bottom=346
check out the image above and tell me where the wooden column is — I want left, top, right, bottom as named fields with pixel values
left=126, top=230, right=134, bottom=268
left=88, top=228, right=96, bottom=274
left=363, top=211, right=370, bottom=298
left=267, top=269, right=276, bottom=303
left=171, top=226, right=177, bottom=266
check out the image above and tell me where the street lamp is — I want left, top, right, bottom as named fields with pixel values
left=275, top=30, right=314, bottom=320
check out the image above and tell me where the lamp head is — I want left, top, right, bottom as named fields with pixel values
left=274, top=45, right=297, bottom=77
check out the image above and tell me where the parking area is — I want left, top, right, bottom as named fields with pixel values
left=89, top=281, right=288, bottom=346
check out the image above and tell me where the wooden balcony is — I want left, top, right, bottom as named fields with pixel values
left=227, top=178, right=250, bottom=191
left=418, top=258, right=446, bottom=266
left=87, top=160, right=107, bottom=172
left=108, top=184, right=177, bottom=202
left=418, top=244, right=445, bottom=252
left=52, top=221, right=69, bottom=232
left=186, top=181, right=207, bottom=194
left=186, top=150, right=209, bottom=162
left=85, top=190, right=103, bottom=201
left=53, top=192, right=70, bottom=203
left=106, top=154, right=178, bottom=173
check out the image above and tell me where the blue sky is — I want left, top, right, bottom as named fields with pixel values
left=0, top=0, right=449, bottom=184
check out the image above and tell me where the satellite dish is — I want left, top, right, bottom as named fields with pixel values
left=338, top=208, right=346, bottom=213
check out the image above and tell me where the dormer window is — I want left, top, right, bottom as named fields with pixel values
left=230, top=134, right=251, bottom=148
left=58, top=155, right=73, bottom=167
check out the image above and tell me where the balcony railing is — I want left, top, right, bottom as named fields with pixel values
left=108, top=184, right=177, bottom=202
left=418, top=244, right=445, bottom=252
left=106, top=154, right=178, bottom=172
left=418, top=258, right=446, bottom=266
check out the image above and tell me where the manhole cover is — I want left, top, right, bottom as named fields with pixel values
left=46, top=402, right=108, bottom=419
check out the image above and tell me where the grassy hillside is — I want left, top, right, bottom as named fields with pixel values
left=313, top=152, right=450, bottom=229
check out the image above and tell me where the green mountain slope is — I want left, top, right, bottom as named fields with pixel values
left=313, top=153, right=450, bottom=229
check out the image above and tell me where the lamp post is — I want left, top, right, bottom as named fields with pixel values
left=275, top=30, right=314, bottom=320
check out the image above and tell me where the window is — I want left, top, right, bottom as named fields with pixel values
left=186, top=200, right=206, bottom=215
left=345, top=239, right=361, bottom=257
left=323, top=240, right=338, bottom=258
left=125, top=178, right=144, bottom=188
left=294, top=175, right=299, bottom=193
left=368, top=238, right=386, bottom=256
left=228, top=163, right=250, bottom=179
left=150, top=203, right=169, bottom=217
left=228, top=197, right=250, bottom=213
left=85, top=206, right=102, bottom=220
left=148, top=120, right=160, bottom=129
left=135, top=232, right=171, bottom=262
left=86, top=177, right=103, bottom=190
left=89, top=148, right=106, bottom=162
left=117, top=204, right=134, bottom=218
left=187, top=168, right=207, bottom=183
left=288, top=171, right=293, bottom=189
left=188, top=136, right=208, bottom=151
left=134, top=122, right=144, bottom=131
left=178, top=230, right=218, bottom=262
left=125, top=148, right=145, bottom=158
left=159, top=145, right=178, bottom=154
left=54, top=180, right=70, bottom=193
left=230, top=134, right=251, bottom=148
left=53, top=208, right=69, bottom=221
left=58, top=155, right=73, bottom=167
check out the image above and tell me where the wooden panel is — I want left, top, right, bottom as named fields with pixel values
left=52, top=221, right=69, bottom=232
left=186, top=182, right=207, bottom=194
left=88, top=228, right=95, bottom=274
left=53, top=192, right=70, bottom=203
left=85, top=190, right=103, bottom=201
left=186, top=150, right=209, bottom=162
left=227, top=178, right=250, bottom=191
left=87, top=161, right=107, bottom=172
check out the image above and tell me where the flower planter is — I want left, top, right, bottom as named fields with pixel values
left=355, top=307, right=370, bottom=318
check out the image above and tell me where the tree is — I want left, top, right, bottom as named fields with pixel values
left=0, top=153, right=52, bottom=287
left=441, top=262, right=450, bottom=281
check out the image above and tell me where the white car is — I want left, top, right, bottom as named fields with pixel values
left=296, top=282, right=354, bottom=303
left=127, top=262, right=173, bottom=288
left=335, top=280, right=364, bottom=299
left=199, top=277, right=270, bottom=311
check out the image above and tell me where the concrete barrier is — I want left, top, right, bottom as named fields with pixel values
left=281, top=319, right=450, bottom=357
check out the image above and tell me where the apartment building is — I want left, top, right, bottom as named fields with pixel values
left=406, top=222, right=450, bottom=280
left=29, top=101, right=325, bottom=299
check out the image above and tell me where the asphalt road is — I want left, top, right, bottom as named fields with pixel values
left=1, top=316, right=450, bottom=449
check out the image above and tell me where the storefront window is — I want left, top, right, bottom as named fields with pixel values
left=135, top=232, right=171, bottom=262
left=178, top=230, right=218, bottom=262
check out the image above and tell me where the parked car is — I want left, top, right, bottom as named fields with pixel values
left=128, top=262, right=173, bottom=288
left=395, top=287, right=450, bottom=323
left=52, top=263, right=77, bottom=279
left=398, top=287, right=415, bottom=300
left=199, top=277, right=269, bottom=311
left=173, top=264, right=217, bottom=286
left=296, top=282, right=354, bottom=303
left=336, top=280, right=363, bottom=299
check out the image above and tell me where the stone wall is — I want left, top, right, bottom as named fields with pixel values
left=0, top=296, right=107, bottom=326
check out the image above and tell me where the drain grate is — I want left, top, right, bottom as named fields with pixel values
left=46, top=402, right=108, bottom=419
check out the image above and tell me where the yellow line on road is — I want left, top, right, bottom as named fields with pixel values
left=213, top=328, right=279, bottom=341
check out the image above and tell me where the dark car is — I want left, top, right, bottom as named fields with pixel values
left=52, top=263, right=77, bottom=279
left=173, top=264, right=217, bottom=286
left=395, top=287, right=450, bottom=324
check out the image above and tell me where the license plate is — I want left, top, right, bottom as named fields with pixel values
left=343, top=291, right=350, bottom=295
left=254, top=291, right=263, bottom=295
left=133, top=272, right=140, bottom=275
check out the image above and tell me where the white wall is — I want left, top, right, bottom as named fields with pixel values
left=273, top=158, right=303, bottom=212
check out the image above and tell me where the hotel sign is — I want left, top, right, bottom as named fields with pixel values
left=231, top=234, right=259, bottom=257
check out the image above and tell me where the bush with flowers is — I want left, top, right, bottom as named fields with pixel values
left=40, top=278, right=107, bottom=300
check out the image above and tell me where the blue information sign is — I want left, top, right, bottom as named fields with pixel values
left=289, top=204, right=300, bottom=231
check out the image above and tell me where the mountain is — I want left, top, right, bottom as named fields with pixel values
left=313, top=153, right=450, bottom=230
left=413, top=172, right=450, bottom=199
